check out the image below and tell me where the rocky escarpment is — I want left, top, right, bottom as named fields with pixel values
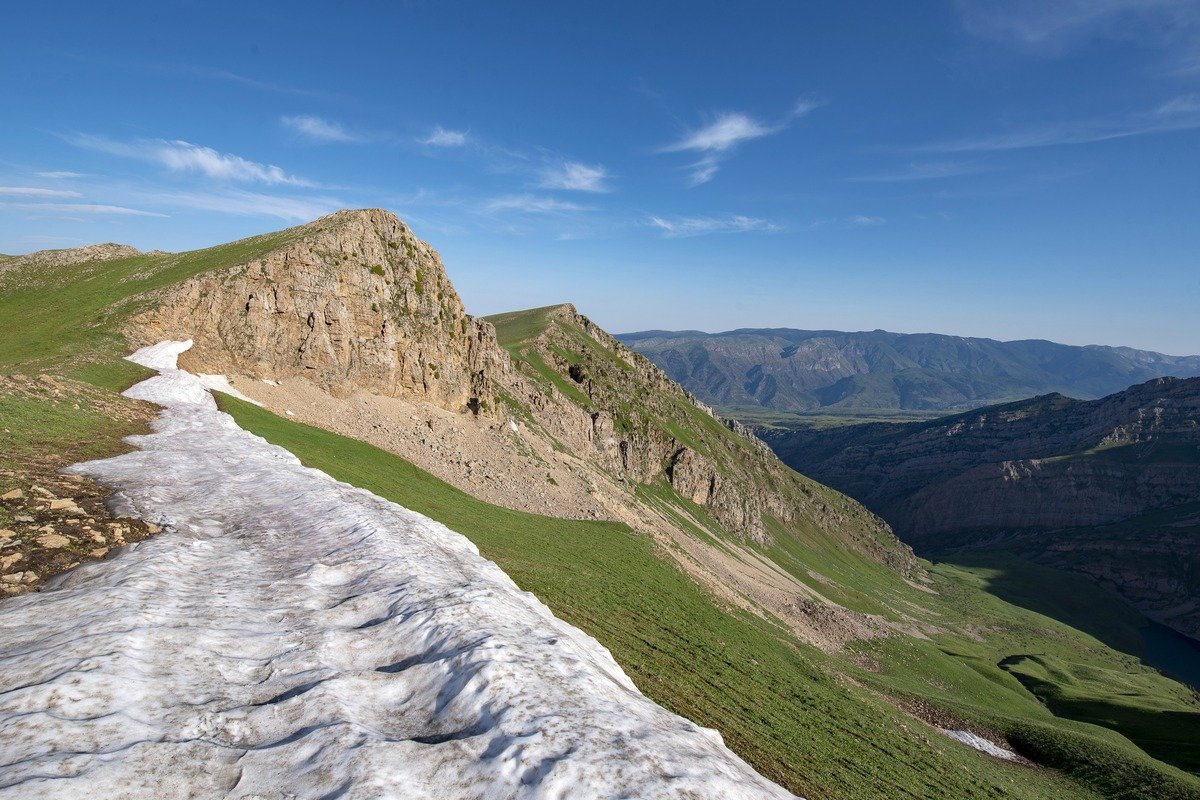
left=766, top=378, right=1200, bottom=638
left=0, top=243, right=143, bottom=275
left=491, top=305, right=917, bottom=575
left=129, top=210, right=508, bottom=413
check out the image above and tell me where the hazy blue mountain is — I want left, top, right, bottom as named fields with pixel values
left=617, top=328, right=1200, bottom=413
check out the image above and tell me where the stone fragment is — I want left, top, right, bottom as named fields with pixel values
left=0, top=489, right=23, bottom=500
left=48, top=498, right=82, bottom=513
left=36, top=533, right=71, bottom=549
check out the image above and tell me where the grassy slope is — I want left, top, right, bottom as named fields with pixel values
left=218, top=394, right=1107, bottom=800
left=488, top=305, right=906, bottom=569
left=483, top=307, right=1200, bottom=797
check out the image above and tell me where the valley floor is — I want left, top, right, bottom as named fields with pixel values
left=0, top=342, right=792, bottom=799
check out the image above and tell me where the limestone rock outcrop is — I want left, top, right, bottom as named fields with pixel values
left=129, top=210, right=508, bottom=413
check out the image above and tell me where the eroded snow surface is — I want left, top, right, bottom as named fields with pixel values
left=940, top=729, right=1018, bottom=761
left=0, top=341, right=797, bottom=799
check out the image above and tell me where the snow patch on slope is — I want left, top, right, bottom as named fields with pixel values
left=940, top=728, right=1018, bottom=761
left=0, top=341, right=796, bottom=799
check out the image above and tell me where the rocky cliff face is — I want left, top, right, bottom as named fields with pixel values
left=766, top=378, right=1200, bottom=638
left=130, top=210, right=508, bottom=413
left=488, top=304, right=916, bottom=574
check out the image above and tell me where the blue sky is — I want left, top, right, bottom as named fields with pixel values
left=2, top=1, right=1198, bottom=354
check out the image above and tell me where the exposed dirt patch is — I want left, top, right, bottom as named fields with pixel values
left=0, top=373, right=161, bottom=597
left=234, top=375, right=617, bottom=522
left=0, top=469, right=161, bottom=597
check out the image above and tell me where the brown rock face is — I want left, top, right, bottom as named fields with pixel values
left=489, top=304, right=917, bottom=571
left=129, top=210, right=508, bottom=413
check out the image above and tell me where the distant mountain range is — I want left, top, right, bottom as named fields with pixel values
left=762, top=377, right=1200, bottom=642
left=617, top=328, right=1200, bottom=413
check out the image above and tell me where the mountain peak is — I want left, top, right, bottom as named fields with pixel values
left=5, top=242, right=141, bottom=270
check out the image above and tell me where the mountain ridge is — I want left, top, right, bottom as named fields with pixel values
left=618, top=327, right=1200, bottom=414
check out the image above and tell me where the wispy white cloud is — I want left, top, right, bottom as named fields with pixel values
left=958, top=0, right=1197, bottom=49
left=35, top=171, right=84, bottom=179
left=149, top=190, right=343, bottom=222
left=956, top=0, right=1200, bottom=73
left=0, top=186, right=82, bottom=198
left=1158, top=93, right=1200, bottom=115
left=483, top=194, right=588, bottom=214
left=281, top=114, right=361, bottom=143
left=808, top=215, right=886, bottom=229
left=181, top=65, right=332, bottom=99
left=648, top=214, right=780, bottom=237
left=661, top=99, right=819, bottom=185
left=916, top=95, right=1200, bottom=152
left=664, top=113, right=777, bottom=154
left=539, top=161, right=611, bottom=192
left=850, top=162, right=989, bottom=182
left=8, top=202, right=168, bottom=217
left=68, top=134, right=313, bottom=186
left=419, top=126, right=469, bottom=147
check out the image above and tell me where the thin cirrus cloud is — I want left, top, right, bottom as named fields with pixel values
left=648, top=214, right=780, bottom=237
left=808, top=215, right=886, bottom=229
left=917, top=95, right=1200, bottom=152
left=36, top=171, right=85, bottom=179
left=484, top=194, right=588, bottom=214
left=956, top=0, right=1200, bottom=76
left=661, top=98, right=820, bottom=186
left=539, top=161, right=611, bottom=192
left=151, top=189, right=344, bottom=222
left=281, top=115, right=362, bottom=143
left=9, top=202, right=167, bottom=217
left=957, top=0, right=1197, bottom=50
left=850, top=162, right=989, bottom=182
left=68, top=134, right=314, bottom=186
left=419, top=126, right=469, bottom=147
left=0, top=186, right=82, bottom=198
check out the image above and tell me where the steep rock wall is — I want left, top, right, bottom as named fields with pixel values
left=129, top=210, right=508, bottom=412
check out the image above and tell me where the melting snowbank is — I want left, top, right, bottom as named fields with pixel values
left=940, top=729, right=1018, bottom=761
left=0, top=341, right=796, bottom=799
